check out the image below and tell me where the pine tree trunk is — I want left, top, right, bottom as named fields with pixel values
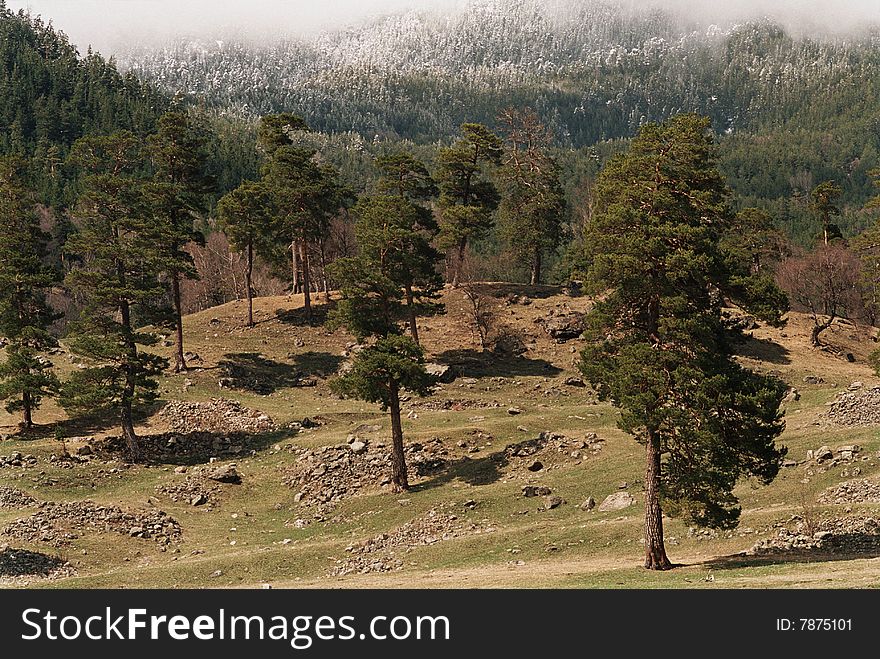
left=530, top=247, right=542, bottom=286
left=300, top=240, right=312, bottom=321
left=644, top=426, right=672, bottom=570
left=119, top=298, right=141, bottom=461
left=245, top=241, right=254, bottom=328
left=291, top=241, right=300, bottom=293
left=389, top=382, right=409, bottom=492
left=121, top=388, right=139, bottom=462
left=405, top=284, right=420, bottom=346
left=452, top=237, right=467, bottom=288
left=21, top=391, right=33, bottom=428
left=172, top=273, right=186, bottom=373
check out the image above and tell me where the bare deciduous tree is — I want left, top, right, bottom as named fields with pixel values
left=777, top=244, right=862, bottom=346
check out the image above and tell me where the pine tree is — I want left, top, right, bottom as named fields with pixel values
left=60, top=132, right=168, bottom=460
left=217, top=180, right=276, bottom=327
left=810, top=181, right=842, bottom=246
left=0, top=157, right=60, bottom=429
left=146, top=111, right=212, bottom=372
left=578, top=115, right=788, bottom=570
left=436, top=123, right=503, bottom=287
left=497, top=108, right=566, bottom=285
left=375, top=153, right=443, bottom=345
left=262, top=139, right=348, bottom=322
left=328, top=192, right=438, bottom=491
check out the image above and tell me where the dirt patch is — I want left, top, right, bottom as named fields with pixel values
left=2, top=500, right=183, bottom=548
left=818, top=479, right=880, bottom=505
left=329, top=504, right=496, bottom=576
left=0, top=547, right=76, bottom=583
left=159, top=398, right=275, bottom=434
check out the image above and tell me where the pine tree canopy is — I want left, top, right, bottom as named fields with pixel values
left=579, top=114, right=789, bottom=533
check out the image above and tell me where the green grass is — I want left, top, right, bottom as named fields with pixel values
left=3, top=292, right=880, bottom=588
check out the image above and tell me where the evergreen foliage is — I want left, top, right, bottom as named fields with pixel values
left=578, top=114, right=788, bottom=569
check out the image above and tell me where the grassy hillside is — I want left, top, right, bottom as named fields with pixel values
left=2, top=286, right=880, bottom=589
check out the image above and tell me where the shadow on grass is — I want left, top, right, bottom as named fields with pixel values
left=733, top=334, right=791, bottom=365
left=290, top=351, right=344, bottom=378
left=0, top=547, right=67, bottom=578
left=7, top=400, right=165, bottom=443
left=219, top=352, right=334, bottom=394
left=273, top=303, right=331, bottom=327
left=436, top=348, right=562, bottom=378
left=413, top=449, right=511, bottom=490
left=95, top=428, right=296, bottom=467
left=461, top=282, right=563, bottom=300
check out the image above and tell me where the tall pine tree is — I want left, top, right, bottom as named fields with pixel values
left=0, top=157, right=60, bottom=429
left=328, top=192, right=437, bottom=491
left=578, top=115, right=788, bottom=570
left=217, top=180, right=275, bottom=327
left=497, top=108, right=567, bottom=285
left=259, top=115, right=348, bottom=321
left=436, top=123, right=502, bottom=287
left=146, top=110, right=212, bottom=372
left=375, top=153, right=443, bottom=345
left=60, top=132, right=168, bottom=460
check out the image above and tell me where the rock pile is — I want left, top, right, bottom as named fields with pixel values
left=0, top=452, right=37, bottom=469
left=824, top=386, right=880, bottom=427
left=155, top=465, right=241, bottom=508
left=409, top=398, right=502, bottom=411
left=504, top=431, right=604, bottom=463
left=159, top=399, right=275, bottom=434
left=749, top=515, right=880, bottom=556
left=0, top=485, right=38, bottom=508
left=535, top=310, right=585, bottom=341
left=0, top=547, right=76, bottom=582
left=283, top=439, right=449, bottom=512
left=2, top=500, right=182, bottom=548
left=96, top=431, right=260, bottom=463
left=818, top=479, right=880, bottom=505
left=329, top=505, right=495, bottom=576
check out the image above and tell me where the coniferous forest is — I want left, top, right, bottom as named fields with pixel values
left=4, top=0, right=880, bottom=595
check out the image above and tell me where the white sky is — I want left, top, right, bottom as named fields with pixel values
left=6, top=0, right=880, bottom=55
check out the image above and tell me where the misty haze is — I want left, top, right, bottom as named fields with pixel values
left=4, top=0, right=880, bottom=605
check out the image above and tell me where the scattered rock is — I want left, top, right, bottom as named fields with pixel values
left=818, top=479, right=880, bottom=505
left=425, top=363, right=456, bottom=384
left=824, top=386, right=880, bottom=427
left=0, top=486, right=38, bottom=509
left=2, top=500, right=182, bottom=548
left=598, top=492, right=635, bottom=512
left=329, top=504, right=494, bottom=577
left=205, top=464, right=241, bottom=484
left=0, top=452, right=38, bottom=469
left=564, top=377, right=586, bottom=388
left=803, top=375, right=826, bottom=385
left=522, top=486, right=552, bottom=498
left=507, top=407, right=522, bottom=415
left=545, top=495, right=564, bottom=509
left=0, top=547, right=75, bottom=583
left=159, top=399, right=275, bottom=434
left=527, top=460, right=544, bottom=472
left=580, top=497, right=596, bottom=511
left=349, top=441, right=367, bottom=455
